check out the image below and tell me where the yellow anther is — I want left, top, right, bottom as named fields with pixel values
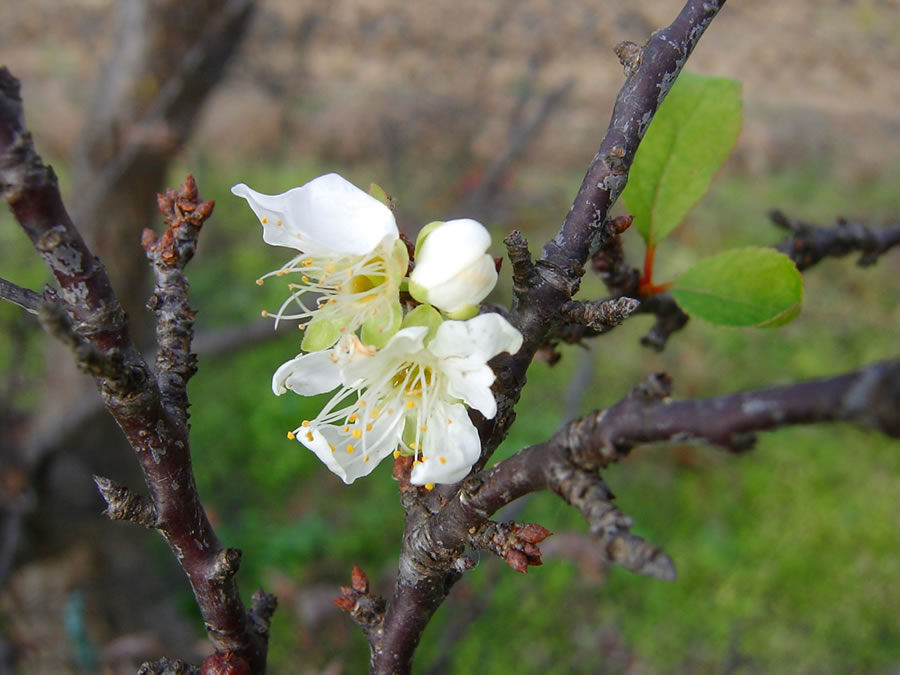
left=302, top=260, right=313, bottom=267
left=425, top=483, right=435, bottom=491
left=262, top=217, right=268, bottom=224
left=302, top=420, right=310, bottom=427
left=286, top=431, right=296, bottom=440
left=328, top=298, right=336, bottom=304
left=410, top=442, right=419, bottom=450
left=256, top=279, right=264, bottom=286
left=343, top=425, right=350, bottom=433
left=299, top=324, right=307, bottom=330
left=306, top=431, right=314, bottom=442
left=364, top=456, right=370, bottom=462
left=347, top=445, right=355, bottom=454
left=351, top=429, right=362, bottom=439
left=393, top=450, right=401, bottom=459
left=406, top=401, right=415, bottom=409
left=419, top=425, right=427, bottom=432
left=412, top=459, right=421, bottom=466
left=348, top=415, right=358, bottom=423
left=302, top=276, right=310, bottom=283
left=359, top=401, right=367, bottom=407
left=329, top=443, right=336, bottom=452
left=366, top=423, right=373, bottom=431
left=276, top=220, right=283, bottom=226
left=387, top=408, right=395, bottom=415
left=261, top=310, right=269, bottom=317
left=439, top=457, right=446, bottom=464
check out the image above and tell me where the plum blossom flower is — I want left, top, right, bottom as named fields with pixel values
left=232, top=173, right=408, bottom=350
left=409, top=219, right=498, bottom=318
left=274, top=312, right=523, bottom=485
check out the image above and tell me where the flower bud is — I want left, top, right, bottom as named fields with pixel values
left=409, top=219, right=498, bottom=315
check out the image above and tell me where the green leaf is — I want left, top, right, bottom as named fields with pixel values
left=671, top=247, right=803, bottom=327
left=623, top=72, right=742, bottom=246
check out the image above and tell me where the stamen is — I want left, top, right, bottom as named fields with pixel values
left=286, top=431, right=296, bottom=440
left=347, top=445, right=355, bottom=454
left=440, top=457, right=446, bottom=464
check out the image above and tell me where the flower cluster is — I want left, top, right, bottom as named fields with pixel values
left=234, top=174, right=522, bottom=486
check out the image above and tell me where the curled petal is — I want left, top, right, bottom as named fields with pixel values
left=273, top=350, right=343, bottom=396
left=299, top=414, right=403, bottom=484
left=410, top=403, right=481, bottom=485
left=232, top=173, right=397, bottom=256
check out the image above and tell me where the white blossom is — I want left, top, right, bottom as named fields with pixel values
left=409, top=219, right=498, bottom=318
left=274, top=313, right=523, bottom=485
left=232, top=173, right=408, bottom=350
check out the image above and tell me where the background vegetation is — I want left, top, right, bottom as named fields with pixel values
left=2, top=0, right=898, bottom=672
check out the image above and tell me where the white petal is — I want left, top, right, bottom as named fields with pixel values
left=418, top=254, right=497, bottom=313
left=343, top=326, right=428, bottom=384
left=272, top=350, right=342, bottom=396
left=410, top=403, right=481, bottom=485
left=430, top=313, right=523, bottom=363
left=427, top=314, right=523, bottom=417
left=232, top=173, right=397, bottom=255
left=412, top=219, right=492, bottom=286
left=299, top=418, right=402, bottom=484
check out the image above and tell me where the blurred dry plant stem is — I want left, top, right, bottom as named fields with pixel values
left=1, top=0, right=899, bottom=674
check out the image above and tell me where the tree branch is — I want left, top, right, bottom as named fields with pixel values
left=374, top=3, right=729, bottom=672
left=0, top=278, right=44, bottom=315
left=0, top=67, right=272, bottom=673
left=771, top=210, right=900, bottom=270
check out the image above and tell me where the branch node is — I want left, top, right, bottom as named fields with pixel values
left=93, top=475, right=158, bottom=529
left=469, top=520, right=553, bottom=573
left=334, top=564, right=386, bottom=640
left=613, top=41, right=643, bottom=77
left=504, top=230, right=534, bottom=291
left=211, top=547, right=243, bottom=581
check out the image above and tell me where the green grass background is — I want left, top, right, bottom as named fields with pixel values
left=2, top=157, right=898, bottom=673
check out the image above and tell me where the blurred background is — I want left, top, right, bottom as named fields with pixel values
left=1, top=0, right=898, bottom=672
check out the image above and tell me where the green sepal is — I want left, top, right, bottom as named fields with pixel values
left=361, top=298, right=402, bottom=349
left=401, top=303, right=444, bottom=343
left=408, top=279, right=428, bottom=305
left=368, top=182, right=392, bottom=208
left=300, top=316, right=342, bottom=352
left=444, top=304, right=478, bottom=320
left=414, top=221, right=445, bottom=256
left=390, top=237, right=410, bottom=278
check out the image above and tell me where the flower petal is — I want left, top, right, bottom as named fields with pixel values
left=272, top=350, right=342, bottom=396
left=299, top=416, right=402, bottom=484
left=410, top=402, right=480, bottom=485
left=232, top=173, right=397, bottom=256
left=427, top=314, right=523, bottom=417
left=411, top=219, right=492, bottom=286
left=416, top=254, right=497, bottom=313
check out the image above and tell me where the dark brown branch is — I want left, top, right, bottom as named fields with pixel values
left=427, top=361, right=899, bottom=585
left=334, top=565, right=387, bottom=647
left=771, top=209, right=900, bottom=270
left=0, top=68, right=270, bottom=672
left=375, top=4, right=729, bottom=672
left=0, top=278, right=44, bottom=315
left=143, top=175, right=214, bottom=426
left=559, top=296, right=641, bottom=334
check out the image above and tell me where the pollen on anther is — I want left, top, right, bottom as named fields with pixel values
left=364, top=456, right=370, bottom=462
left=439, top=456, right=446, bottom=464
left=419, top=425, right=427, bottom=432
left=329, top=443, right=336, bottom=452
left=387, top=408, right=395, bottom=415
left=393, top=450, right=401, bottom=459
left=262, top=217, right=269, bottom=224
left=261, top=310, right=269, bottom=317
left=343, top=425, right=350, bottom=433
left=276, top=220, right=283, bottom=226
left=366, top=423, right=373, bottom=431
left=406, top=401, right=415, bottom=409
left=302, top=276, right=310, bottom=283
left=299, top=324, right=307, bottom=330
left=348, top=415, right=358, bottom=422
left=412, top=459, right=421, bottom=466
left=286, top=431, right=296, bottom=440
left=256, top=279, right=264, bottom=286
left=347, top=445, right=355, bottom=454
left=425, top=483, right=435, bottom=491
left=302, top=420, right=310, bottom=427
left=351, top=429, right=362, bottom=439
left=305, top=431, right=314, bottom=442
